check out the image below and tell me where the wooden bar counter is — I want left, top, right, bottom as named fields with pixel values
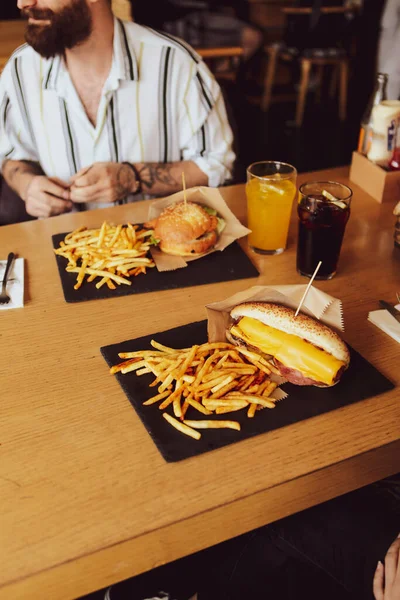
left=1, top=167, right=399, bottom=599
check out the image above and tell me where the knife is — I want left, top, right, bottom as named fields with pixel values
left=379, top=300, right=400, bottom=323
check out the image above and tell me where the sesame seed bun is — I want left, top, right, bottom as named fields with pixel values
left=150, top=202, right=220, bottom=256
left=230, top=302, right=350, bottom=365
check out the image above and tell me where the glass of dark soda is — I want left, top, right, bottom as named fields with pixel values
left=297, top=181, right=352, bottom=280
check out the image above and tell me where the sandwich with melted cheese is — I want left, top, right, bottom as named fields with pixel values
left=227, top=302, right=350, bottom=387
left=145, top=201, right=225, bottom=257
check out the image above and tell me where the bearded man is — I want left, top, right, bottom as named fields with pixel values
left=0, top=0, right=234, bottom=218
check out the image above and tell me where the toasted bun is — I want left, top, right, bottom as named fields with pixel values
left=155, top=202, right=217, bottom=242
left=230, top=302, right=350, bottom=366
left=159, top=229, right=218, bottom=256
left=148, top=201, right=220, bottom=256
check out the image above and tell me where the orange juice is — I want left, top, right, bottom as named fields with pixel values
left=246, top=178, right=297, bottom=253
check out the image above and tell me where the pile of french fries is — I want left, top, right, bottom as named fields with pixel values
left=110, top=340, right=281, bottom=441
left=54, top=221, right=156, bottom=290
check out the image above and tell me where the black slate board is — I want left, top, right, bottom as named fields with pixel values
left=101, top=320, right=395, bottom=463
left=52, top=232, right=259, bottom=303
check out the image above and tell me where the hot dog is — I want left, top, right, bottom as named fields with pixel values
left=226, top=302, right=350, bottom=387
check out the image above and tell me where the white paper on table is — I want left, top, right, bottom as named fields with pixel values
left=368, top=304, right=400, bottom=343
left=0, top=258, right=24, bottom=310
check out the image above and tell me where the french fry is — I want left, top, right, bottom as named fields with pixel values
left=74, top=256, right=89, bottom=290
left=186, top=398, right=213, bottom=415
left=109, top=358, right=140, bottom=374
left=216, top=405, right=247, bottom=414
left=119, top=351, right=163, bottom=358
left=143, top=390, right=171, bottom=405
left=159, top=381, right=187, bottom=409
left=163, top=413, right=201, bottom=440
left=208, top=379, right=240, bottom=399
left=203, top=399, right=248, bottom=409
left=210, top=375, right=235, bottom=394
left=136, top=367, right=152, bottom=376
left=225, top=394, right=276, bottom=409
left=121, top=360, right=147, bottom=374
left=181, top=399, right=190, bottom=419
left=196, top=374, right=231, bottom=392
left=183, top=420, right=241, bottom=432
left=106, top=278, right=116, bottom=290
left=193, top=351, right=225, bottom=387
left=239, top=375, right=256, bottom=391
left=55, top=221, right=155, bottom=291
left=173, top=394, right=182, bottom=418
left=150, top=340, right=182, bottom=354
left=174, top=345, right=198, bottom=380
left=215, top=353, right=230, bottom=368
left=158, top=373, right=174, bottom=393
left=67, top=266, right=131, bottom=286
left=110, top=340, right=285, bottom=440
left=247, top=403, right=257, bottom=418
left=263, top=381, right=278, bottom=397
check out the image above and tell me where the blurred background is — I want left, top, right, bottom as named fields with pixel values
left=0, top=0, right=391, bottom=181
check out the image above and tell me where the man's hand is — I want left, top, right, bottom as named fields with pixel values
left=373, top=535, right=400, bottom=600
left=24, top=176, right=72, bottom=218
left=69, top=162, right=137, bottom=204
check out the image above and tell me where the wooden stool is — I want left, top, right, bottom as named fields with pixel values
left=262, top=46, right=349, bottom=127
left=261, top=5, right=355, bottom=127
left=196, top=46, right=243, bottom=81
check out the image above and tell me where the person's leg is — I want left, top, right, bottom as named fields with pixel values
left=0, top=178, right=36, bottom=226
left=267, top=475, right=400, bottom=599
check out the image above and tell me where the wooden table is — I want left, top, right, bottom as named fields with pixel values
left=0, top=20, right=25, bottom=72
left=1, top=167, right=399, bottom=600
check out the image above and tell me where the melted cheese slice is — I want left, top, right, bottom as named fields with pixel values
left=234, top=317, right=345, bottom=386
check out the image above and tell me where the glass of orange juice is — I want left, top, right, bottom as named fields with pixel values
left=246, top=161, right=297, bottom=255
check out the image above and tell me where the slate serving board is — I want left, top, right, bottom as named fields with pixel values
left=101, top=320, right=395, bottom=462
left=52, top=232, right=259, bottom=303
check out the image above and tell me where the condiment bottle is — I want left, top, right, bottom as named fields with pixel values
left=367, top=101, right=400, bottom=167
left=389, top=118, right=400, bottom=171
left=358, top=73, right=388, bottom=156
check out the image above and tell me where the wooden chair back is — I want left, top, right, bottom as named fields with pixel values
left=282, top=5, right=356, bottom=53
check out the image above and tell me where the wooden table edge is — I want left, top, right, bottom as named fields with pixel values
left=4, top=439, right=400, bottom=600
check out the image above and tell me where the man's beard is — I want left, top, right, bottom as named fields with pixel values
left=22, top=0, right=93, bottom=59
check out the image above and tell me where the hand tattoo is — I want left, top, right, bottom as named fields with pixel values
left=116, top=163, right=136, bottom=200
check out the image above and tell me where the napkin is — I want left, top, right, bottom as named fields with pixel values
left=0, top=258, right=24, bottom=310
left=368, top=304, right=400, bottom=343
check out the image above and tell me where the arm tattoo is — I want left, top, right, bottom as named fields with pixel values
left=137, top=163, right=179, bottom=191
left=115, top=163, right=136, bottom=200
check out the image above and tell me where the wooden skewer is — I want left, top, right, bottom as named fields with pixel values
left=294, top=261, right=322, bottom=317
left=182, top=172, right=187, bottom=208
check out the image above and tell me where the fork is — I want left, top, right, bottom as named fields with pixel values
left=0, top=252, right=16, bottom=305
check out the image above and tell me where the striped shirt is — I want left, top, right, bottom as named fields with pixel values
left=0, top=18, right=235, bottom=210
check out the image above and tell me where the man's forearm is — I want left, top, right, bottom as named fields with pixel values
left=2, top=160, right=44, bottom=201
left=135, top=161, right=208, bottom=195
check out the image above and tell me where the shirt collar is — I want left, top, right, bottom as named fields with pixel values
left=42, top=17, right=139, bottom=92
left=113, top=18, right=139, bottom=82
